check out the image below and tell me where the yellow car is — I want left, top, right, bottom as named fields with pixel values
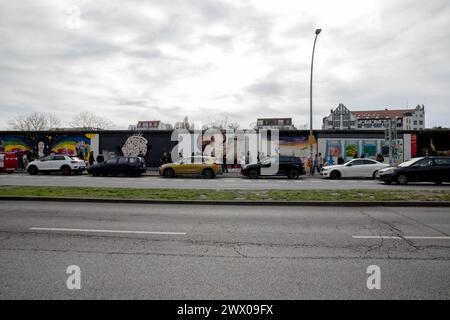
left=159, top=156, right=223, bottom=178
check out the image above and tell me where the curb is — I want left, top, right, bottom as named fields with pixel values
left=0, top=196, right=449, bottom=207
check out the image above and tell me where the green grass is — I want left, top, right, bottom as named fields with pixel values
left=0, top=186, right=449, bottom=202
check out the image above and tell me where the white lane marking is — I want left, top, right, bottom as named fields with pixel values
left=352, top=236, right=450, bottom=240
left=30, top=227, right=186, bottom=235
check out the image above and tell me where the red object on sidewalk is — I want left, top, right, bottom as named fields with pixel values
left=0, top=152, right=18, bottom=173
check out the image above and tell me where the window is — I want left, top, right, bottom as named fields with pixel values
left=414, top=159, right=433, bottom=168
left=419, top=120, right=423, bottom=125
left=43, top=156, right=54, bottom=161
left=349, top=160, right=364, bottom=166
left=129, top=158, right=137, bottom=164
left=413, top=120, right=417, bottom=125
left=54, top=155, right=66, bottom=161
left=117, top=157, right=128, bottom=164
left=435, top=158, right=450, bottom=166
left=107, top=158, right=118, bottom=164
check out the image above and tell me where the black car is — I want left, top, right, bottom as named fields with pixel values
left=376, top=156, right=450, bottom=185
left=241, top=156, right=306, bottom=179
left=88, top=156, right=146, bottom=177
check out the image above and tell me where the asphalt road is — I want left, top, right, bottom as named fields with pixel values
left=0, top=200, right=449, bottom=299
left=1, top=173, right=449, bottom=190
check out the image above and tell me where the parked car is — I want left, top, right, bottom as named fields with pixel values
left=240, top=156, right=305, bottom=179
left=376, top=156, right=450, bottom=185
left=88, top=156, right=146, bottom=177
left=321, top=158, right=389, bottom=179
left=0, top=152, right=18, bottom=174
left=27, top=154, right=86, bottom=175
left=159, top=156, right=222, bottom=178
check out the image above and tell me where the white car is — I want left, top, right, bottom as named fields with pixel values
left=321, top=158, right=389, bottom=179
left=27, top=154, right=86, bottom=175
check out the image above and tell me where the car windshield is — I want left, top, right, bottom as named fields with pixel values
left=398, top=157, right=424, bottom=167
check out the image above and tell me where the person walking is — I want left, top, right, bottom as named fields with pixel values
left=376, top=153, right=384, bottom=163
left=310, top=154, right=320, bottom=175
left=318, top=152, right=324, bottom=171
left=89, top=151, right=95, bottom=167
left=222, top=154, right=228, bottom=173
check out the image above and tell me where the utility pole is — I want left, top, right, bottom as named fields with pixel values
left=309, top=28, right=322, bottom=158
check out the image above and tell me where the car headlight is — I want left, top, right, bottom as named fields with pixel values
left=381, top=168, right=395, bottom=174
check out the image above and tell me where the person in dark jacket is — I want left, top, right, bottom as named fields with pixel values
left=222, top=154, right=228, bottom=173
left=376, top=153, right=384, bottom=163
left=89, top=151, right=95, bottom=166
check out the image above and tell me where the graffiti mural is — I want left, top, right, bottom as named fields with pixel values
left=0, top=133, right=96, bottom=160
left=121, top=135, right=149, bottom=157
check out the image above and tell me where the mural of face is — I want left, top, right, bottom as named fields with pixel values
left=122, top=135, right=148, bottom=157
left=37, top=141, right=45, bottom=158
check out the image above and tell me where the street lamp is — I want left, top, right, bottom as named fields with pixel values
left=309, top=28, right=322, bottom=158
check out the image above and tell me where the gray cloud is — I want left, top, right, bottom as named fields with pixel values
left=0, top=0, right=449, bottom=130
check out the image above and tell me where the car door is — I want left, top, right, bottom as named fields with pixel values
left=116, top=157, right=129, bottom=175
left=52, top=155, right=67, bottom=171
left=409, top=158, right=434, bottom=182
left=432, top=158, right=450, bottom=182
left=343, top=159, right=362, bottom=177
left=39, top=156, right=54, bottom=171
left=103, top=158, right=119, bottom=175
left=259, top=157, right=274, bottom=176
left=361, top=159, right=379, bottom=177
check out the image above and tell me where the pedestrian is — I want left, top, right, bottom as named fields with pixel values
left=89, top=151, right=95, bottom=167
left=337, top=156, right=345, bottom=164
left=360, top=153, right=365, bottom=159
left=310, top=154, right=320, bottom=175
left=318, top=152, right=324, bottom=171
left=17, top=152, right=24, bottom=170
left=376, top=153, right=384, bottom=163
left=222, top=154, right=228, bottom=173
left=160, top=152, right=169, bottom=165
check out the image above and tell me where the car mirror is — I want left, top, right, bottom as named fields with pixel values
left=346, top=163, right=352, bottom=167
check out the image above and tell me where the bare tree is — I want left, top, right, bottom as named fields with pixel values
left=227, top=122, right=240, bottom=130
left=202, top=114, right=232, bottom=130
left=174, top=116, right=194, bottom=130
left=70, top=111, right=114, bottom=130
left=8, top=112, right=61, bottom=131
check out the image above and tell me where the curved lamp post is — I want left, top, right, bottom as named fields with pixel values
left=309, top=28, right=322, bottom=158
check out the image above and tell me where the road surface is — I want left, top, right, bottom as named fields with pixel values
left=1, top=173, right=449, bottom=190
left=0, top=200, right=449, bottom=299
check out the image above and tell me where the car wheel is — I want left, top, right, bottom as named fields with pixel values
left=287, top=169, right=300, bottom=179
left=372, top=170, right=379, bottom=179
left=28, top=166, right=38, bottom=175
left=202, top=168, right=214, bottom=179
left=248, top=169, right=259, bottom=179
left=163, top=168, right=175, bottom=178
left=330, top=170, right=341, bottom=180
left=61, top=166, right=71, bottom=176
left=396, top=174, right=408, bottom=185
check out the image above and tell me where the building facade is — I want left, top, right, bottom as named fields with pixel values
left=322, top=104, right=425, bottom=130
left=256, top=118, right=296, bottom=130
left=128, top=120, right=172, bottom=131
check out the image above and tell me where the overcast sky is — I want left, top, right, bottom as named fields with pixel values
left=0, top=0, right=449, bottom=130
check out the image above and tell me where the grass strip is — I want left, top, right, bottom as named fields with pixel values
left=0, top=186, right=449, bottom=202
